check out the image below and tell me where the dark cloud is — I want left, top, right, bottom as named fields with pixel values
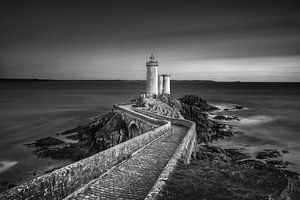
left=0, top=0, right=300, bottom=81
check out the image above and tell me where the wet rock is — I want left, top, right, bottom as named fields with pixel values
left=267, top=160, right=291, bottom=168
left=25, top=137, right=65, bottom=147
left=213, top=115, right=240, bottom=121
left=65, top=133, right=79, bottom=140
left=7, top=184, right=15, bottom=189
left=235, top=106, right=244, bottom=109
left=27, top=112, right=130, bottom=161
left=180, top=95, right=219, bottom=112
left=45, top=167, right=62, bottom=174
left=1, top=181, right=9, bottom=186
left=256, top=149, right=281, bottom=159
left=160, top=144, right=299, bottom=200
left=159, top=94, right=235, bottom=143
left=282, top=149, right=289, bottom=154
left=225, top=148, right=250, bottom=161
left=278, top=178, right=300, bottom=200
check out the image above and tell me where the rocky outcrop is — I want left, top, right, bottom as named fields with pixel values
left=159, top=144, right=300, bottom=200
left=27, top=94, right=229, bottom=162
left=214, top=115, right=240, bottom=121
left=256, top=149, right=282, bottom=159
left=135, top=95, right=181, bottom=118
left=180, top=95, right=218, bottom=112
left=27, top=112, right=129, bottom=161
left=159, top=95, right=231, bottom=143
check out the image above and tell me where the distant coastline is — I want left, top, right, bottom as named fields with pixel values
left=0, top=78, right=215, bottom=82
left=1, top=78, right=300, bottom=83
left=2, top=78, right=300, bottom=84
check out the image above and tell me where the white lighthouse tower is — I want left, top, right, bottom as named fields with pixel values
left=146, top=53, right=158, bottom=96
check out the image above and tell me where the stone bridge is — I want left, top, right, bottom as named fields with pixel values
left=0, top=104, right=196, bottom=200
left=113, top=104, right=162, bottom=139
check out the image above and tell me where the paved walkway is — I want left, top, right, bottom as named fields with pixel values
left=67, top=124, right=187, bottom=200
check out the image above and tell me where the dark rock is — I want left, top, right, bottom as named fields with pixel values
left=45, top=167, right=61, bottom=174
left=8, top=184, right=15, bottom=189
left=282, top=149, right=289, bottom=154
left=65, top=134, right=79, bottom=140
left=27, top=112, right=130, bottom=161
left=180, top=95, right=218, bottom=112
left=1, top=181, right=8, bottom=186
left=225, top=148, right=250, bottom=161
left=235, top=106, right=244, bottom=109
left=26, top=137, right=65, bottom=147
left=160, top=94, right=235, bottom=143
left=61, top=126, right=81, bottom=135
left=256, top=149, right=281, bottom=159
left=160, top=144, right=299, bottom=200
left=213, top=115, right=240, bottom=121
left=267, top=160, right=291, bottom=168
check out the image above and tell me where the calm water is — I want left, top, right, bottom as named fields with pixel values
left=0, top=81, right=299, bottom=189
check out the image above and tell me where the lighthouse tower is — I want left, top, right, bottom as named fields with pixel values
left=146, top=53, right=158, bottom=96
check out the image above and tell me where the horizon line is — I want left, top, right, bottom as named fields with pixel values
left=0, top=78, right=299, bottom=83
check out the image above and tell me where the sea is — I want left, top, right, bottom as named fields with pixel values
left=0, top=81, right=299, bottom=191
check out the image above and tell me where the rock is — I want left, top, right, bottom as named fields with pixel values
left=25, top=137, right=65, bottom=147
left=160, top=144, right=298, bottom=200
left=1, top=181, right=9, bottom=186
left=225, top=148, right=250, bottom=161
left=267, top=160, right=291, bottom=168
left=282, top=149, right=289, bottom=154
left=256, top=149, right=281, bottom=159
left=45, top=167, right=62, bottom=174
left=213, top=115, right=240, bottom=121
left=28, top=112, right=130, bottom=161
left=180, top=95, right=218, bottom=112
left=235, top=106, right=244, bottom=109
left=137, top=96, right=181, bottom=118
left=159, top=94, right=235, bottom=143
left=66, top=134, right=79, bottom=140
left=7, top=184, right=15, bottom=189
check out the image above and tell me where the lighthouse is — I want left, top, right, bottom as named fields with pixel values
left=146, top=54, right=158, bottom=96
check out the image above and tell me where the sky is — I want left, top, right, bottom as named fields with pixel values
left=0, top=0, right=300, bottom=81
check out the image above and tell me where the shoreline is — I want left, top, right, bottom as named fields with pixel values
left=159, top=99, right=300, bottom=199
left=209, top=104, right=300, bottom=174
left=1, top=94, right=300, bottom=199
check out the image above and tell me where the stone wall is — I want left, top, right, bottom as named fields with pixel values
left=133, top=108, right=196, bottom=164
left=0, top=107, right=171, bottom=200
left=113, top=105, right=162, bottom=134
left=134, top=108, right=197, bottom=200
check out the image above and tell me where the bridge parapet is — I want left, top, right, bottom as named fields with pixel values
left=133, top=108, right=197, bottom=200
left=0, top=105, right=171, bottom=200
left=133, top=108, right=196, bottom=164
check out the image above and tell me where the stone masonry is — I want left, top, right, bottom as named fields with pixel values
left=66, top=125, right=187, bottom=200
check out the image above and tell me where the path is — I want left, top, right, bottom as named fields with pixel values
left=66, top=124, right=187, bottom=200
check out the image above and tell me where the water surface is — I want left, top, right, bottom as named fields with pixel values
left=0, top=81, right=299, bottom=190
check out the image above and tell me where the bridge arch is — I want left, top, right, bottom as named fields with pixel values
left=128, top=122, right=141, bottom=139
